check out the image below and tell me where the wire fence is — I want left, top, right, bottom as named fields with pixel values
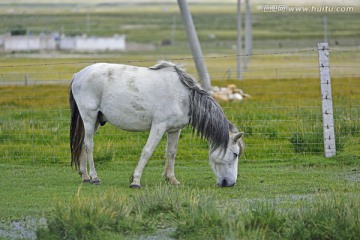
left=0, top=48, right=359, bottom=165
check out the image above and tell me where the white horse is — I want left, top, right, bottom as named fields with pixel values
left=69, top=61, right=244, bottom=188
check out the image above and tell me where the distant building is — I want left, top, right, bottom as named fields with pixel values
left=2, top=34, right=56, bottom=51
left=60, top=34, right=126, bottom=52
left=0, top=33, right=126, bottom=52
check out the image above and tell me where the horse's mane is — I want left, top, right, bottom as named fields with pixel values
left=149, top=60, right=237, bottom=152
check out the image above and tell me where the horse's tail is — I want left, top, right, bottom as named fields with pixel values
left=69, top=80, right=84, bottom=169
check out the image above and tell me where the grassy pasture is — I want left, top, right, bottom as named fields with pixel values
left=1, top=74, right=359, bottom=162
left=1, top=74, right=360, bottom=238
left=0, top=2, right=359, bottom=239
left=0, top=2, right=359, bottom=54
left=0, top=55, right=359, bottom=240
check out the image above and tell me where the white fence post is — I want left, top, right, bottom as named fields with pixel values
left=317, top=42, right=336, bottom=157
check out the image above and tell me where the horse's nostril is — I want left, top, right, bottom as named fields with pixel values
left=220, top=179, right=235, bottom=187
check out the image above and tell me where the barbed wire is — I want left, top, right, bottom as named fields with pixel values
left=330, top=48, right=360, bottom=53
left=0, top=64, right=358, bottom=76
left=0, top=48, right=318, bottom=69
left=0, top=46, right=359, bottom=70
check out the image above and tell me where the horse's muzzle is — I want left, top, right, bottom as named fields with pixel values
left=219, top=178, right=235, bottom=187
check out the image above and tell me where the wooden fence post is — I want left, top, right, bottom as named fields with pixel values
left=317, top=42, right=336, bottom=157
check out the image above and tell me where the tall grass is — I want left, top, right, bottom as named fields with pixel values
left=288, top=196, right=360, bottom=240
left=40, top=188, right=131, bottom=239
left=175, top=193, right=235, bottom=239
left=38, top=185, right=360, bottom=239
left=1, top=77, right=359, bottom=165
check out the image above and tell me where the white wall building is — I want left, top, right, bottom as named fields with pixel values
left=0, top=34, right=126, bottom=52
left=3, top=34, right=56, bottom=51
left=60, top=34, right=126, bottom=51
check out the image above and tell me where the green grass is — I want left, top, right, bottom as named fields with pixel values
left=0, top=152, right=360, bottom=238
left=35, top=185, right=360, bottom=239
left=0, top=3, right=359, bottom=238
left=0, top=76, right=357, bottom=238
left=0, top=3, right=359, bottom=54
left=1, top=76, right=359, bottom=163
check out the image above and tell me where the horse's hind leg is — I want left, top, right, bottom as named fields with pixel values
left=79, top=148, right=91, bottom=183
left=163, top=130, right=181, bottom=185
left=82, top=111, right=101, bottom=184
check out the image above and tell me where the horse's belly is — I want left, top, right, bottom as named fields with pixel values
left=98, top=67, right=190, bottom=131
left=109, top=115, right=152, bottom=132
left=100, top=95, right=188, bottom=132
left=101, top=102, right=153, bottom=131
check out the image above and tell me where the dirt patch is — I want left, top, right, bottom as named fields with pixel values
left=0, top=217, right=46, bottom=240
left=344, top=169, right=360, bottom=182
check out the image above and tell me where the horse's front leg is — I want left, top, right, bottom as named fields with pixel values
left=130, top=124, right=166, bottom=188
left=163, top=130, right=181, bottom=185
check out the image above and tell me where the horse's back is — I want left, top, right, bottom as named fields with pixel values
left=71, top=63, right=190, bottom=131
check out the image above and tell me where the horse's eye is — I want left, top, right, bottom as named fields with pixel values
left=233, top=152, right=238, bottom=159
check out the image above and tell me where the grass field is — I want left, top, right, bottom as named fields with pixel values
left=0, top=1, right=359, bottom=54
left=0, top=2, right=360, bottom=239
left=1, top=75, right=359, bottom=238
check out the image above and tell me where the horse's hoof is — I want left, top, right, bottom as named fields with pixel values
left=164, top=176, right=180, bottom=185
left=169, top=179, right=180, bottom=185
left=83, top=179, right=92, bottom=184
left=91, top=180, right=101, bottom=185
left=130, top=184, right=141, bottom=189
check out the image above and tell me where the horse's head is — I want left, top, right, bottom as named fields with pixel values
left=209, top=131, right=244, bottom=187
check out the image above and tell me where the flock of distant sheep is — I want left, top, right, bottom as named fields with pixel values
left=211, top=84, right=250, bottom=102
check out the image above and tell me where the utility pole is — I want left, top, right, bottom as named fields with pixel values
left=177, top=0, right=211, bottom=91
left=323, top=16, right=328, bottom=43
left=86, top=12, right=90, bottom=33
left=237, top=0, right=242, bottom=80
left=170, top=15, right=177, bottom=45
left=244, top=0, right=252, bottom=70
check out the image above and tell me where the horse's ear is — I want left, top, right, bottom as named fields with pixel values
left=234, top=132, right=244, bottom=143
